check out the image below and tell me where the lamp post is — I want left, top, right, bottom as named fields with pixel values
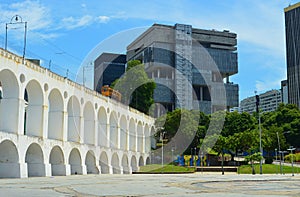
left=276, top=132, right=282, bottom=174
left=160, top=131, right=166, bottom=173
left=276, top=131, right=291, bottom=175
left=194, top=147, right=197, bottom=166
left=5, top=15, right=27, bottom=64
left=171, top=146, right=174, bottom=172
left=275, top=148, right=278, bottom=174
left=255, top=91, right=263, bottom=175
left=287, top=146, right=296, bottom=176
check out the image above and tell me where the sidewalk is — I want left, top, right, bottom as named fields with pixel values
left=273, top=160, right=300, bottom=167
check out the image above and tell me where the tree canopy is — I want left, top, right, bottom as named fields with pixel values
left=153, top=103, right=300, bottom=158
left=112, top=60, right=156, bottom=115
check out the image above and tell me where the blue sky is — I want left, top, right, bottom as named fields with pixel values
left=0, top=0, right=298, bottom=101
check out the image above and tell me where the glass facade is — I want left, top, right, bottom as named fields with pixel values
left=285, top=3, right=300, bottom=107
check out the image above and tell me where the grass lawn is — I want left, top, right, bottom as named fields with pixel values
left=238, top=164, right=300, bottom=174
left=139, top=164, right=195, bottom=173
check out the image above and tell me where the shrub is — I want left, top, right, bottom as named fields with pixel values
left=284, top=154, right=296, bottom=162
left=264, top=157, right=273, bottom=164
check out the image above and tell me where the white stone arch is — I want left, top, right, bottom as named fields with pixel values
left=109, top=111, right=118, bottom=149
left=0, top=140, right=20, bottom=178
left=98, top=107, right=108, bottom=147
left=0, top=69, right=20, bottom=133
left=150, top=127, right=156, bottom=150
left=85, top=150, right=99, bottom=174
left=146, top=157, right=150, bottom=165
left=111, top=153, right=121, bottom=174
left=99, top=151, right=109, bottom=174
left=67, top=96, right=81, bottom=142
left=68, top=148, right=82, bottom=175
left=131, top=155, right=138, bottom=172
left=129, top=118, right=136, bottom=151
left=24, top=80, right=44, bottom=137
left=48, top=89, right=64, bottom=140
left=83, top=102, right=95, bottom=145
left=139, top=156, right=144, bottom=167
left=119, top=115, right=127, bottom=151
left=121, top=154, right=130, bottom=174
left=144, top=124, right=150, bottom=153
left=25, top=143, right=45, bottom=177
left=137, top=121, right=144, bottom=153
left=49, top=145, right=66, bottom=176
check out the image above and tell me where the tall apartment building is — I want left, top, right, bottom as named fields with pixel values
left=94, top=53, right=126, bottom=93
left=285, top=3, right=300, bottom=108
left=127, top=23, right=238, bottom=115
left=240, top=90, right=282, bottom=114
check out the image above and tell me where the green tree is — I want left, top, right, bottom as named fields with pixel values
left=245, top=152, right=263, bottom=174
left=262, top=103, right=300, bottom=148
left=113, top=60, right=156, bottom=114
left=155, top=109, right=201, bottom=154
left=214, top=135, right=228, bottom=175
left=222, top=111, right=256, bottom=137
left=226, top=129, right=259, bottom=161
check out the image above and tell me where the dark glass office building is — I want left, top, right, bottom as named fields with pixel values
left=285, top=3, right=300, bottom=108
left=94, top=53, right=126, bottom=93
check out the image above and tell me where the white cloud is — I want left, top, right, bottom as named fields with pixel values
left=60, top=15, right=110, bottom=29
left=0, top=0, right=52, bottom=31
left=61, top=15, right=93, bottom=30
left=96, top=16, right=110, bottom=23
left=255, top=80, right=281, bottom=93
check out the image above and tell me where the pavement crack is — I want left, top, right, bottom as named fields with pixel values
left=53, top=186, right=99, bottom=197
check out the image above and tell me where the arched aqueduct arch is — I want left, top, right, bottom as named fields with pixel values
left=67, top=96, right=81, bottom=142
left=49, top=145, right=66, bottom=176
left=0, top=49, right=154, bottom=178
left=25, top=143, right=45, bottom=177
left=0, top=69, right=19, bottom=134
left=109, top=111, right=118, bottom=149
left=24, top=80, right=44, bottom=137
left=98, top=107, right=108, bottom=147
left=48, top=89, right=64, bottom=140
left=120, top=115, right=127, bottom=150
left=0, top=140, right=20, bottom=178
left=69, top=148, right=82, bottom=175
left=84, top=102, right=95, bottom=145
left=99, top=151, right=109, bottom=174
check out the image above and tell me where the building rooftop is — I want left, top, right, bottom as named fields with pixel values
left=284, top=2, right=300, bottom=12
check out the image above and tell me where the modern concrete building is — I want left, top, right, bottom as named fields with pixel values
left=94, top=53, right=126, bottom=93
left=126, top=23, right=239, bottom=115
left=285, top=3, right=300, bottom=108
left=0, top=48, right=154, bottom=178
left=281, top=80, right=288, bottom=104
left=240, top=90, right=282, bottom=114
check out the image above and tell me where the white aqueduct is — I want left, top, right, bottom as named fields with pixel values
left=0, top=48, right=155, bottom=178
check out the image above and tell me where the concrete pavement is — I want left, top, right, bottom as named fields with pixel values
left=0, top=173, right=300, bottom=196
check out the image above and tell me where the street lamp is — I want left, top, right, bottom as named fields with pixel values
left=5, top=15, right=27, bottom=64
left=194, top=147, right=197, bottom=166
left=171, top=146, right=175, bottom=172
left=276, top=131, right=291, bottom=175
left=255, top=91, right=263, bottom=175
left=276, top=132, right=282, bottom=174
left=287, top=146, right=296, bottom=176
left=160, top=130, right=166, bottom=173
left=275, top=148, right=278, bottom=174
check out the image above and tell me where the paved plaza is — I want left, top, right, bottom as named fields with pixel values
left=0, top=173, right=300, bottom=196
